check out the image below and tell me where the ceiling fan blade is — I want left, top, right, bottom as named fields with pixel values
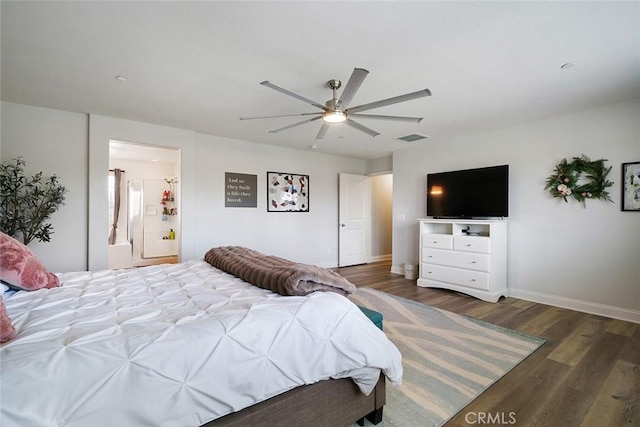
left=240, top=112, right=320, bottom=120
left=261, top=81, right=328, bottom=111
left=345, top=118, right=380, bottom=137
left=268, top=115, right=322, bottom=134
left=338, top=68, right=369, bottom=108
left=347, top=88, right=432, bottom=114
left=315, top=123, right=329, bottom=140
left=349, top=113, right=423, bottom=123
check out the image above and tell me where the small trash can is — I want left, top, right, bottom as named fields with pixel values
left=404, top=263, right=418, bottom=280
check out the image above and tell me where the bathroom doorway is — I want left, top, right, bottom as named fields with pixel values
left=370, top=173, right=393, bottom=263
left=108, top=140, right=181, bottom=269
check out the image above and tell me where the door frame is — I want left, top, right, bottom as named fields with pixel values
left=88, top=114, right=196, bottom=271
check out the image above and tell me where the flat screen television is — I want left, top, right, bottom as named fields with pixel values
left=426, top=165, right=509, bottom=218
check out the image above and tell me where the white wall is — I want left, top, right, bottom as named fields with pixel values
left=1, top=102, right=365, bottom=271
left=193, top=133, right=364, bottom=266
left=1, top=102, right=88, bottom=272
left=393, top=100, right=640, bottom=322
left=3, top=99, right=638, bottom=321
left=366, top=156, right=392, bottom=175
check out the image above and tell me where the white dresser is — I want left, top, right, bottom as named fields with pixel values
left=417, top=219, right=508, bottom=302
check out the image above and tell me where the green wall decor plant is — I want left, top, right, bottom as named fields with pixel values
left=0, top=158, right=67, bottom=245
left=544, top=154, right=613, bottom=207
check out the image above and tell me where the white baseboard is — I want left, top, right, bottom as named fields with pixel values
left=332, top=260, right=639, bottom=324
left=319, top=255, right=390, bottom=269
left=317, top=260, right=337, bottom=269
left=390, top=264, right=404, bottom=275
left=508, top=288, right=640, bottom=324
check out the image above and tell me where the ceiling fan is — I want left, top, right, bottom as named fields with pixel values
left=240, top=68, right=431, bottom=140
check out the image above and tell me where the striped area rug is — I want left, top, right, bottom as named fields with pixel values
left=349, top=288, right=545, bottom=427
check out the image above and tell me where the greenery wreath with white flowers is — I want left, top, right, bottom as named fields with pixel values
left=544, top=154, right=613, bottom=207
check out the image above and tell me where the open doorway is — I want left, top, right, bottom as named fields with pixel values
left=108, top=140, right=181, bottom=269
left=370, top=173, right=392, bottom=262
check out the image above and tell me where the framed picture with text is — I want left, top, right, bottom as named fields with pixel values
left=224, top=172, right=257, bottom=208
left=621, top=161, right=640, bottom=211
left=267, top=172, right=309, bottom=212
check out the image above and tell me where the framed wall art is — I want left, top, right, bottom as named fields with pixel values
left=224, top=172, right=257, bottom=208
left=621, top=161, right=640, bottom=211
left=267, top=172, right=309, bottom=212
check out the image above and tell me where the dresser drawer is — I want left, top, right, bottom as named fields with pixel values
left=420, top=263, right=489, bottom=290
left=422, top=248, right=489, bottom=272
left=422, top=234, right=453, bottom=250
left=453, top=236, right=491, bottom=253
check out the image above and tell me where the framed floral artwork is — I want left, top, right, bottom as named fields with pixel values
left=621, top=161, right=640, bottom=211
left=267, top=172, right=309, bottom=212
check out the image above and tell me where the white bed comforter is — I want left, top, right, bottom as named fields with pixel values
left=0, top=260, right=402, bottom=427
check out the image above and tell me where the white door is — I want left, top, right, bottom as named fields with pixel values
left=339, top=173, right=371, bottom=267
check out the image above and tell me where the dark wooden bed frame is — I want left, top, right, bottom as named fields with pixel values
left=203, top=374, right=385, bottom=426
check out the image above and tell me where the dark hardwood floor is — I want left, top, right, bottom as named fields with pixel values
left=336, top=261, right=639, bottom=427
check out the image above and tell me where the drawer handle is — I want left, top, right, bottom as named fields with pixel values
left=471, top=261, right=477, bottom=264
left=432, top=241, right=438, bottom=244
left=466, top=244, right=472, bottom=247
left=470, top=279, right=476, bottom=282
left=428, top=255, right=433, bottom=258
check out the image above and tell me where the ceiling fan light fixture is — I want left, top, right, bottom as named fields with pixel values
left=322, top=110, right=347, bottom=124
left=245, top=68, right=431, bottom=137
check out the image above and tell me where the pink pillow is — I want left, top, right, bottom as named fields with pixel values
left=0, top=232, right=59, bottom=291
left=1, top=298, right=16, bottom=343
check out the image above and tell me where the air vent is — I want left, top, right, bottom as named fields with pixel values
left=397, top=133, right=429, bottom=142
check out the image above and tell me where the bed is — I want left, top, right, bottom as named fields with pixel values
left=0, top=246, right=402, bottom=427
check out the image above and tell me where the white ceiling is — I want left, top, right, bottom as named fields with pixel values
left=2, top=1, right=639, bottom=160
